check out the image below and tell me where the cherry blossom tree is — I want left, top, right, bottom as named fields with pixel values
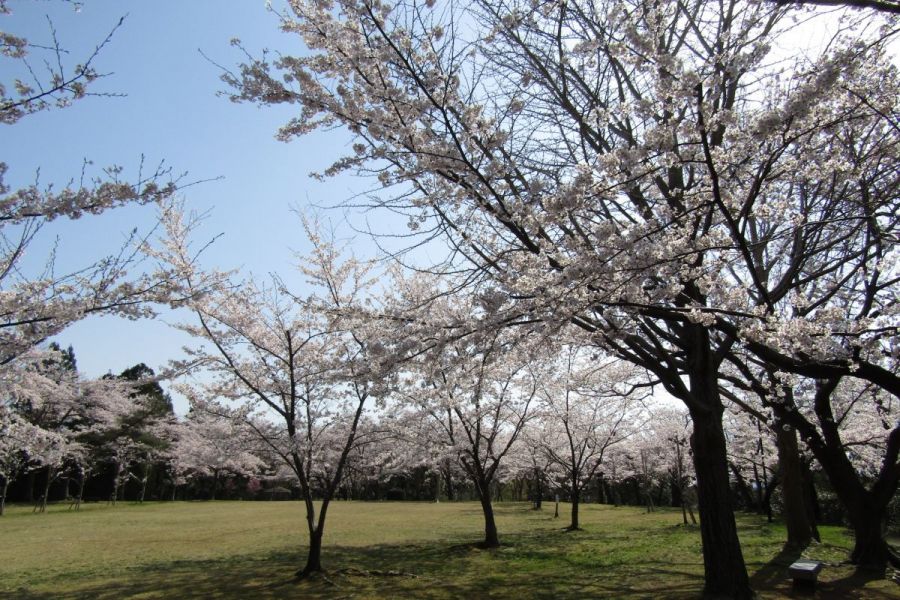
left=159, top=207, right=388, bottom=577
left=534, top=345, right=647, bottom=530
left=0, top=3, right=203, bottom=369
left=165, top=401, right=264, bottom=500
left=395, top=313, right=538, bottom=547
left=649, top=406, right=697, bottom=525
left=0, top=410, right=41, bottom=515
left=224, top=0, right=900, bottom=589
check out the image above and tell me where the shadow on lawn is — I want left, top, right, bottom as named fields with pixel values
left=9, top=533, right=704, bottom=600
left=11, top=518, right=894, bottom=600
left=749, top=545, right=899, bottom=599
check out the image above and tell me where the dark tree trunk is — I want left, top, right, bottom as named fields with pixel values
left=532, top=468, right=543, bottom=509
left=25, top=470, right=35, bottom=503
left=0, top=477, right=7, bottom=516
left=690, top=405, right=753, bottom=599
left=752, top=463, right=765, bottom=515
left=776, top=425, right=816, bottom=549
left=729, top=463, right=755, bottom=510
left=800, top=462, right=821, bottom=540
left=670, top=474, right=682, bottom=508
left=850, top=508, right=893, bottom=569
left=762, top=483, right=774, bottom=523
left=775, top=380, right=898, bottom=570
left=299, top=528, right=324, bottom=576
left=443, top=465, right=455, bottom=501
left=211, top=469, right=219, bottom=501
left=478, top=492, right=500, bottom=547
left=569, top=488, right=581, bottom=530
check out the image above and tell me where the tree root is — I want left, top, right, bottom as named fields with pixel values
left=294, top=569, right=336, bottom=585
left=333, top=567, right=419, bottom=578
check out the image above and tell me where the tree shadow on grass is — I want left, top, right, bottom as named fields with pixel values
left=7, top=531, right=706, bottom=600
left=749, top=545, right=900, bottom=599
left=10, top=525, right=897, bottom=600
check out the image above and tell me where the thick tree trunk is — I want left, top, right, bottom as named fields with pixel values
left=775, top=426, right=815, bottom=549
left=850, top=508, right=893, bottom=569
left=690, top=406, right=753, bottom=599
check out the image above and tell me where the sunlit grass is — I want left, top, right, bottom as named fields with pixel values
left=1, top=500, right=897, bottom=599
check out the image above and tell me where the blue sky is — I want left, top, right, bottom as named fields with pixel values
left=5, top=1, right=385, bottom=410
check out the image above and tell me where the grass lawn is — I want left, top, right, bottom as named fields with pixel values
left=1, top=500, right=898, bottom=599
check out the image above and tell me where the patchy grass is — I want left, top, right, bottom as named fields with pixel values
left=1, top=500, right=897, bottom=599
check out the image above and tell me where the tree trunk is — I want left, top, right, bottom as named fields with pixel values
left=775, top=425, right=815, bottom=549
left=38, top=467, right=53, bottom=513
left=478, top=492, right=500, bottom=548
left=25, top=470, right=35, bottom=503
left=211, top=469, right=218, bottom=501
left=443, top=465, right=455, bottom=501
left=0, top=477, right=7, bottom=516
left=690, top=405, right=753, bottom=599
left=299, top=527, right=324, bottom=576
left=569, top=488, right=580, bottom=530
left=74, top=471, right=85, bottom=511
left=139, top=465, right=149, bottom=504
left=850, top=507, right=894, bottom=569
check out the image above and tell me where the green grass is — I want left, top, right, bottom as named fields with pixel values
left=1, top=500, right=897, bottom=599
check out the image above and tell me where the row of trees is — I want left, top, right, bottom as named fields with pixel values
left=136, top=202, right=900, bottom=586
left=0, top=345, right=177, bottom=513
left=3, top=1, right=899, bottom=599
left=212, top=0, right=900, bottom=597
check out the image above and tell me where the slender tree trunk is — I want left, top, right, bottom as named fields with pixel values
left=39, top=467, right=53, bottom=513
left=25, top=470, right=35, bottom=503
left=434, top=471, right=441, bottom=502
left=211, top=469, right=218, bottom=501
left=569, top=487, right=581, bottom=530
left=139, top=465, right=149, bottom=504
left=478, top=491, right=500, bottom=548
left=0, top=476, right=7, bottom=516
left=533, top=467, right=543, bottom=509
left=443, top=463, right=455, bottom=501
left=690, top=405, right=753, bottom=599
left=752, top=463, right=764, bottom=514
left=74, top=471, right=85, bottom=511
left=301, top=527, right=324, bottom=575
